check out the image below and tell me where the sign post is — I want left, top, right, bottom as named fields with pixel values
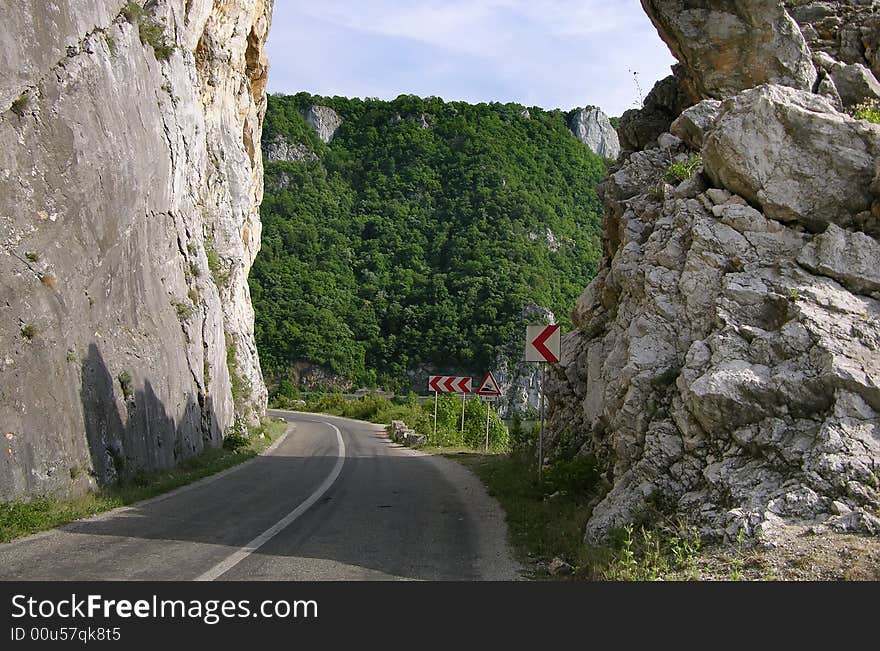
left=475, top=372, right=502, bottom=452
left=460, top=394, right=466, bottom=433
left=434, top=390, right=438, bottom=439
left=525, top=325, right=561, bottom=481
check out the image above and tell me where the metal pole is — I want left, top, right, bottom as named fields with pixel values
left=538, top=363, right=545, bottom=482
left=460, top=393, right=466, bottom=433
left=485, top=400, right=491, bottom=451
left=433, top=391, right=438, bottom=440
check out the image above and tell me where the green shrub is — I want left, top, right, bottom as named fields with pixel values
left=122, top=2, right=175, bottom=61
left=205, top=238, right=230, bottom=287
left=20, top=324, right=36, bottom=340
left=173, top=300, right=194, bottom=322
left=10, top=94, right=28, bottom=116
left=139, top=18, right=175, bottom=60
left=121, top=1, right=145, bottom=22
left=664, top=155, right=702, bottom=184
left=543, top=455, right=599, bottom=495
left=852, top=99, right=880, bottom=124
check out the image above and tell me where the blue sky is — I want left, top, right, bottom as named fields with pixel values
left=265, top=0, right=677, bottom=117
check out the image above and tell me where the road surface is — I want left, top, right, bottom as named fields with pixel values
left=0, top=411, right=522, bottom=580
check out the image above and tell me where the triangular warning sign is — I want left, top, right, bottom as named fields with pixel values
left=476, top=371, right=502, bottom=396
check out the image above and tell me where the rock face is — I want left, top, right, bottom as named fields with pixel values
left=569, top=107, right=621, bottom=160
left=0, top=1, right=271, bottom=500
left=302, top=105, right=342, bottom=143
left=785, top=0, right=880, bottom=81
left=548, top=0, right=880, bottom=544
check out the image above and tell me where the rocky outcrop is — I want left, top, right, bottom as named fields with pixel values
left=495, top=304, right=556, bottom=418
left=641, top=0, right=817, bottom=99
left=0, top=1, right=271, bottom=500
left=619, top=71, right=692, bottom=154
left=568, top=107, right=621, bottom=160
left=264, top=135, right=318, bottom=163
left=302, top=105, right=342, bottom=143
left=548, top=0, right=880, bottom=544
left=785, top=0, right=880, bottom=80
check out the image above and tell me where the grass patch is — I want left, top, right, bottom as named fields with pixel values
left=173, top=299, right=195, bottom=322
left=448, top=449, right=705, bottom=580
left=20, top=324, right=36, bottom=340
left=664, top=155, right=702, bottom=184
left=121, top=1, right=175, bottom=61
left=10, top=94, right=28, bottom=116
left=0, top=419, right=287, bottom=544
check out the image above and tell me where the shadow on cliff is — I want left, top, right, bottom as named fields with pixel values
left=81, top=343, right=221, bottom=486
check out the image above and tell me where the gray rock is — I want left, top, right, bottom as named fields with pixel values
left=548, top=557, right=574, bottom=576
left=568, top=107, right=621, bottom=160
left=797, top=223, right=880, bottom=297
left=657, top=132, right=683, bottom=151
left=702, top=84, right=880, bottom=231
left=619, top=73, right=692, bottom=152
left=302, top=105, right=343, bottom=143
left=829, top=63, right=880, bottom=109
left=642, top=0, right=817, bottom=99
left=670, top=99, right=721, bottom=149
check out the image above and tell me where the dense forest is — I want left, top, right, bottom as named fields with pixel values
left=251, top=92, right=608, bottom=396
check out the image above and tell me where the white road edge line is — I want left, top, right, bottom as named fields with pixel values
left=194, top=421, right=346, bottom=582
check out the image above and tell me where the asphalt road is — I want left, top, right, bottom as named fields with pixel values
left=0, top=411, right=522, bottom=581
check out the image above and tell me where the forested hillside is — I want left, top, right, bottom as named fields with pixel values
left=251, top=92, right=607, bottom=395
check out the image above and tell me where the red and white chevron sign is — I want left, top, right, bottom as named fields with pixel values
left=525, top=325, right=561, bottom=363
left=428, top=376, right=472, bottom=394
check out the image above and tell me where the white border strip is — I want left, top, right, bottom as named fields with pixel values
left=194, top=421, right=346, bottom=581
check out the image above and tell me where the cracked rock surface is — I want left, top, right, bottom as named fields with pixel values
left=548, top=0, right=880, bottom=544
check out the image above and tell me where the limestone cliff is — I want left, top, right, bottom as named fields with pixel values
left=0, top=0, right=272, bottom=499
left=547, top=0, right=880, bottom=543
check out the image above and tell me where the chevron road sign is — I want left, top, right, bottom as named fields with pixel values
left=428, top=376, right=472, bottom=394
left=525, top=324, right=561, bottom=363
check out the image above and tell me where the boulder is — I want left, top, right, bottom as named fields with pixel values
left=670, top=99, right=721, bottom=149
left=641, top=0, right=817, bottom=99
left=619, top=73, right=692, bottom=152
left=702, top=84, right=880, bottom=231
